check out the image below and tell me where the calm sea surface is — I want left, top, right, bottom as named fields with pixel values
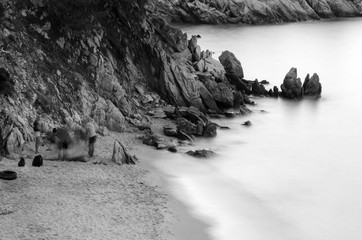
left=145, top=18, right=362, bottom=240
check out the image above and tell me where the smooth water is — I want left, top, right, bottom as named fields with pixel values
left=149, top=19, right=362, bottom=240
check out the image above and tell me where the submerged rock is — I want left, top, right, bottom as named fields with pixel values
left=186, top=149, right=215, bottom=158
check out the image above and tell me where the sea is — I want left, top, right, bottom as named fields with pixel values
left=144, top=18, right=362, bottom=240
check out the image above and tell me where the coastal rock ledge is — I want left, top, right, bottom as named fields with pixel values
left=149, top=0, right=362, bottom=24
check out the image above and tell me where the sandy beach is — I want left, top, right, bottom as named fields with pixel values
left=0, top=127, right=211, bottom=240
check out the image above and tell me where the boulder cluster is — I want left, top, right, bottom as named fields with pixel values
left=280, top=67, right=322, bottom=99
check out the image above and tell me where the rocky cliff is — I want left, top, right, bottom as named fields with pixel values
left=0, top=0, right=257, bottom=156
left=150, top=0, right=362, bottom=24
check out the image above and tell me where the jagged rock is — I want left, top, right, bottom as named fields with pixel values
left=269, top=86, right=279, bottom=98
left=142, top=132, right=167, bottom=147
left=186, top=149, right=215, bottom=158
left=202, top=79, right=234, bottom=108
left=93, top=98, right=125, bottom=132
left=203, top=56, right=226, bottom=81
left=203, top=122, right=217, bottom=137
left=252, top=79, right=268, bottom=96
left=150, top=109, right=167, bottom=118
left=179, top=106, right=208, bottom=124
left=280, top=67, right=303, bottom=99
left=233, top=91, right=244, bottom=108
left=219, top=50, right=244, bottom=80
left=168, top=146, right=177, bottom=152
left=163, top=105, right=176, bottom=117
left=195, top=121, right=204, bottom=136
left=155, top=0, right=361, bottom=24
left=240, top=105, right=252, bottom=115
left=177, top=130, right=194, bottom=141
left=5, top=127, right=24, bottom=155
left=303, top=73, right=322, bottom=97
left=112, top=140, right=135, bottom=165
left=198, top=81, right=220, bottom=112
left=176, top=117, right=197, bottom=136
left=163, top=125, right=178, bottom=137
left=194, top=59, right=206, bottom=72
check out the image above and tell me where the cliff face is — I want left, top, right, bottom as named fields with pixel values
left=150, top=0, right=362, bottom=24
left=0, top=0, right=253, bottom=155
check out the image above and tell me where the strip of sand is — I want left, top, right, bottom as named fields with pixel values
left=0, top=129, right=211, bottom=240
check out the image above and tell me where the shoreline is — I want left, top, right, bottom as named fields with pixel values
left=0, top=124, right=212, bottom=240
left=138, top=150, right=213, bottom=240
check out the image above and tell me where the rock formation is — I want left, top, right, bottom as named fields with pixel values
left=151, top=0, right=362, bottom=24
left=0, top=0, right=259, bottom=156
left=279, top=67, right=322, bottom=99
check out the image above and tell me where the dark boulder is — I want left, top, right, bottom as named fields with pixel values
left=176, top=117, right=197, bottom=136
left=219, top=51, right=245, bottom=88
left=186, top=149, right=215, bottom=158
left=168, top=146, right=177, bottom=153
left=163, top=125, right=178, bottom=137
left=18, top=157, right=25, bottom=167
left=233, top=91, right=244, bottom=109
left=280, top=67, right=303, bottom=99
left=202, top=79, right=234, bottom=108
left=203, top=122, right=217, bottom=137
left=252, top=79, right=268, bottom=96
left=242, top=120, right=252, bottom=126
left=303, top=73, right=322, bottom=97
left=32, top=155, right=43, bottom=167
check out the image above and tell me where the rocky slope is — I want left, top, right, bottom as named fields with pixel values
left=0, top=0, right=254, bottom=157
left=0, top=0, right=323, bottom=157
left=150, top=0, right=362, bottom=24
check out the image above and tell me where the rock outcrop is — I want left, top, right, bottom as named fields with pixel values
left=151, top=0, right=362, bottom=24
left=0, top=0, right=258, bottom=157
left=279, top=67, right=322, bottom=99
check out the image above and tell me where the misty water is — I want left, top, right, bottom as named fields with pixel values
left=145, top=18, right=362, bottom=240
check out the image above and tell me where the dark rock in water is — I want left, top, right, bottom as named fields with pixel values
left=18, top=157, right=25, bottom=167
left=252, top=79, right=268, bottom=96
left=269, top=86, right=279, bottom=98
left=303, top=73, right=322, bottom=97
left=233, top=91, right=244, bottom=109
left=203, top=122, right=217, bottom=137
left=280, top=67, right=303, bottom=99
left=142, top=132, right=165, bottom=147
left=224, top=111, right=237, bottom=118
left=195, top=121, right=204, bottom=136
left=219, top=125, right=230, bottom=129
left=239, top=106, right=252, bottom=115
left=242, top=120, right=252, bottom=126
left=32, top=155, right=43, bottom=167
left=186, top=149, right=215, bottom=158
left=168, top=146, right=177, bottom=153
